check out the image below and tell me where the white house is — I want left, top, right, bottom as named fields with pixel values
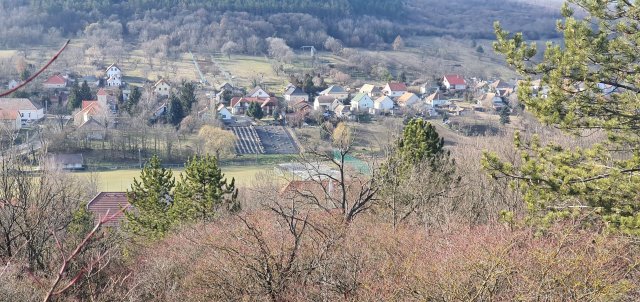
left=106, top=63, right=122, bottom=79
left=217, top=104, right=232, bottom=120
left=349, top=93, right=374, bottom=112
left=396, top=92, right=420, bottom=107
left=283, top=86, right=309, bottom=103
left=443, top=75, right=467, bottom=90
left=319, top=85, right=349, bottom=100
left=45, top=153, right=85, bottom=170
left=43, top=74, right=67, bottom=89
left=0, top=98, right=44, bottom=124
left=424, top=90, right=449, bottom=107
left=372, top=96, right=394, bottom=114
left=314, top=95, right=336, bottom=111
left=105, top=63, right=123, bottom=87
left=0, top=109, right=22, bottom=131
left=153, top=79, right=171, bottom=97
left=382, top=82, right=407, bottom=98
left=247, top=86, right=270, bottom=98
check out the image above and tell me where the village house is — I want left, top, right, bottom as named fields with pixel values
left=319, top=85, right=349, bottom=100
left=490, top=79, right=514, bottom=97
left=246, top=86, right=271, bottom=98
left=382, top=82, right=408, bottom=98
left=371, top=95, right=394, bottom=114
left=330, top=99, right=343, bottom=112
left=74, top=100, right=108, bottom=127
left=443, top=74, right=467, bottom=90
left=424, top=90, right=449, bottom=107
left=87, top=192, right=131, bottom=227
left=217, top=104, right=233, bottom=120
left=334, top=104, right=352, bottom=119
left=396, top=92, right=420, bottom=107
left=0, top=98, right=44, bottom=124
left=97, top=88, right=118, bottom=113
left=359, top=84, right=382, bottom=98
left=43, top=74, right=67, bottom=89
left=105, top=63, right=123, bottom=87
left=0, top=110, right=22, bottom=131
left=350, top=93, right=374, bottom=112
left=313, top=95, right=337, bottom=111
left=230, top=96, right=277, bottom=115
left=153, top=79, right=171, bottom=97
left=283, top=86, right=309, bottom=103
left=474, top=92, right=506, bottom=112
left=77, top=117, right=105, bottom=140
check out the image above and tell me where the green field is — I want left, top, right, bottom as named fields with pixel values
left=75, top=165, right=273, bottom=191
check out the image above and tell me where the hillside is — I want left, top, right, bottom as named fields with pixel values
left=1, top=0, right=562, bottom=49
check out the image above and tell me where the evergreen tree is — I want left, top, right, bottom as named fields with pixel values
left=491, top=1, right=640, bottom=234
left=247, top=102, right=264, bottom=119
left=499, top=106, right=510, bottom=125
left=67, top=80, right=81, bottom=112
left=125, top=87, right=142, bottom=114
left=398, top=71, right=407, bottom=83
left=179, top=81, right=197, bottom=114
left=79, top=80, right=92, bottom=101
left=171, top=155, right=239, bottom=223
left=125, top=155, right=176, bottom=239
left=167, top=95, right=184, bottom=125
left=397, top=118, right=446, bottom=165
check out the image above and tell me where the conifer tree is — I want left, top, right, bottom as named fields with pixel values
left=247, top=102, right=264, bottom=119
left=499, top=106, right=510, bottom=125
left=79, top=80, right=92, bottom=101
left=66, top=81, right=81, bottom=112
left=490, top=1, right=640, bottom=234
left=167, top=95, right=184, bottom=125
left=171, top=155, right=239, bottom=223
left=125, top=155, right=176, bottom=239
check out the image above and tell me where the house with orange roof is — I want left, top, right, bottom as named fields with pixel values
left=87, top=192, right=131, bottom=227
left=0, top=98, right=44, bottom=124
left=0, top=109, right=22, bottom=131
left=43, top=74, right=67, bottom=89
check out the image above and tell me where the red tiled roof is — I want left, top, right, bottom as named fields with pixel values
left=97, top=88, right=107, bottom=96
left=0, top=109, right=19, bottom=120
left=82, top=100, right=98, bottom=110
left=230, top=97, right=278, bottom=108
left=444, top=75, right=466, bottom=86
left=44, top=74, right=66, bottom=85
left=87, top=192, right=131, bottom=227
left=386, top=82, right=407, bottom=92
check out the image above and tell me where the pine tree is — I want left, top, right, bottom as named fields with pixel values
left=125, top=155, right=176, bottom=239
left=499, top=106, right=510, bottom=125
left=125, top=87, right=141, bottom=114
left=397, top=118, right=446, bottom=165
left=491, top=1, right=640, bottom=234
left=167, top=95, right=184, bottom=125
left=247, top=102, right=264, bottom=119
left=79, top=80, right=92, bottom=101
left=171, top=155, right=239, bottom=223
left=179, top=81, right=197, bottom=114
left=66, top=81, right=81, bottom=112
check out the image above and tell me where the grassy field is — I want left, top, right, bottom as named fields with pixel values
left=75, top=165, right=274, bottom=191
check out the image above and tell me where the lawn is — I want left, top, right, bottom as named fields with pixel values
left=74, top=165, right=273, bottom=191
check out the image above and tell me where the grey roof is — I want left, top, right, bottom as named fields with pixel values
left=0, top=98, right=39, bottom=110
left=284, top=86, right=306, bottom=96
left=320, top=85, right=345, bottom=95
left=316, top=95, right=336, bottom=104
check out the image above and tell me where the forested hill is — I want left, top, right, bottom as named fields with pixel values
left=2, top=0, right=560, bottom=49
left=29, top=0, right=403, bottom=18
